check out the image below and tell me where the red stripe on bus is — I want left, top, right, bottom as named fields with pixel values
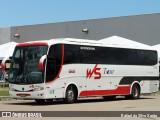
left=46, top=44, right=64, bottom=84
left=17, top=42, right=48, bottom=47
left=79, top=86, right=130, bottom=96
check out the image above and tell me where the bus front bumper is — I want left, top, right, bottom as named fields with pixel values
left=9, top=91, right=46, bottom=99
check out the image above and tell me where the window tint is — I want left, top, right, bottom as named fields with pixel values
left=81, top=46, right=157, bottom=66
left=49, top=44, right=157, bottom=67
left=46, top=44, right=62, bottom=82
left=64, top=44, right=81, bottom=64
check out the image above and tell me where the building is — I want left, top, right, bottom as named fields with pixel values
left=0, top=13, right=160, bottom=46
left=1, top=13, right=160, bottom=81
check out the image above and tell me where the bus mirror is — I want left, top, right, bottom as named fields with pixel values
left=1, top=57, right=11, bottom=71
left=38, top=55, right=46, bottom=71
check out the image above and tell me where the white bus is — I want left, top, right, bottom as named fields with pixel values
left=2, top=38, right=159, bottom=104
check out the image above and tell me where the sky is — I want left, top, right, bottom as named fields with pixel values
left=0, top=0, right=160, bottom=27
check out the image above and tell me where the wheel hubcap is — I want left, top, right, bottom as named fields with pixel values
left=133, top=87, right=138, bottom=97
left=68, top=90, right=74, bottom=101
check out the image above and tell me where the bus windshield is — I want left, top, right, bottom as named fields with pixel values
left=9, top=45, right=48, bottom=84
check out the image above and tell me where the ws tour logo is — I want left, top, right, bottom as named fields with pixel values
left=86, top=64, right=115, bottom=80
left=86, top=64, right=101, bottom=80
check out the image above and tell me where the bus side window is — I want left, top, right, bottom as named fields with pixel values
left=64, top=44, right=80, bottom=64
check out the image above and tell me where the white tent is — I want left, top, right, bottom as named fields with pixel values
left=99, top=36, right=151, bottom=49
left=0, top=42, right=18, bottom=60
left=152, top=44, right=160, bottom=59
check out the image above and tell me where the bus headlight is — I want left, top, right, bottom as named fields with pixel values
left=33, top=87, right=44, bottom=91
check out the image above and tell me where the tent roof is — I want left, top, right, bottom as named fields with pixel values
left=99, top=36, right=152, bottom=49
left=0, top=42, right=18, bottom=60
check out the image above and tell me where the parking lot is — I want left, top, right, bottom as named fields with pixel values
left=0, top=94, right=160, bottom=120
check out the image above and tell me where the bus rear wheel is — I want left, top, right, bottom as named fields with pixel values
left=64, top=86, right=77, bottom=104
left=125, top=84, right=140, bottom=99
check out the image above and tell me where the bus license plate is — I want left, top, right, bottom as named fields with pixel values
left=20, top=94, right=26, bottom=97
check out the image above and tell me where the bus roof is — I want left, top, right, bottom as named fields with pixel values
left=16, top=37, right=156, bottom=51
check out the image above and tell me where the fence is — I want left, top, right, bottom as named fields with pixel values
left=0, top=81, right=11, bottom=101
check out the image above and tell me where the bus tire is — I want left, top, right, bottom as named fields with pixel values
left=125, top=84, right=140, bottom=99
left=103, top=96, right=116, bottom=101
left=64, top=85, right=77, bottom=104
left=35, top=99, right=45, bottom=104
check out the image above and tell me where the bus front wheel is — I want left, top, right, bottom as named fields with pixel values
left=64, top=86, right=77, bottom=104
